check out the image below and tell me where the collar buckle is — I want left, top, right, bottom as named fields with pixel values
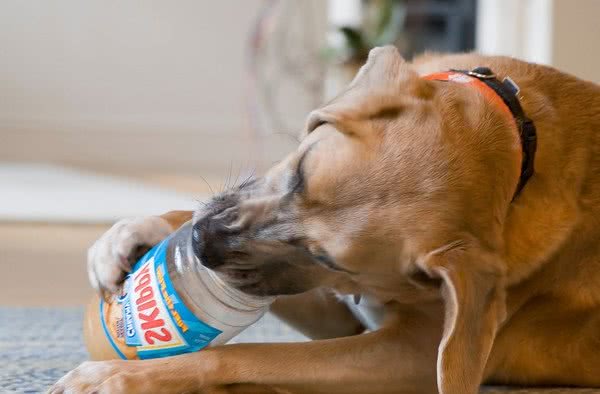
left=466, top=70, right=496, bottom=79
left=450, top=67, right=496, bottom=80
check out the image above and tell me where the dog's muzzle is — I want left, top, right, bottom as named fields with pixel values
left=192, top=205, right=241, bottom=269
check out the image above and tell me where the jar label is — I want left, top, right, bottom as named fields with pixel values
left=103, top=234, right=222, bottom=359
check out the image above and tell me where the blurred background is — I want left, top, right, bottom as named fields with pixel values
left=1, top=0, right=599, bottom=307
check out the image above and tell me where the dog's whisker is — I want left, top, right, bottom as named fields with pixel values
left=197, top=174, right=215, bottom=197
left=238, top=169, right=257, bottom=190
left=222, top=160, right=234, bottom=193
left=231, top=162, right=243, bottom=190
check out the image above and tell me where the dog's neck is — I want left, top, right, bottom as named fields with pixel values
left=424, top=67, right=537, bottom=200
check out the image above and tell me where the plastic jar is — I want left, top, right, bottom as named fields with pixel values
left=84, top=221, right=272, bottom=360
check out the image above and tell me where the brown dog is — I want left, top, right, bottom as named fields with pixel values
left=52, top=46, right=600, bottom=394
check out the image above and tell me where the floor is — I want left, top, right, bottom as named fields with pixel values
left=0, top=222, right=109, bottom=306
left=0, top=307, right=307, bottom=393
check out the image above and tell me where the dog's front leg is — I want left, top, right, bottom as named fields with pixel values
left=50, top=316, right=439, bottom=394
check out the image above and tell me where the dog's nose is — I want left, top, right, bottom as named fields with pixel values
left=192, top=219, right=225, bottom=269
left=192, top=208, right=239, bottom=269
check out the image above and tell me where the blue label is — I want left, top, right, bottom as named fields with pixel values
left=121, top=288, right=140, bottom=345
left=116, top=234, right=222, bottom=359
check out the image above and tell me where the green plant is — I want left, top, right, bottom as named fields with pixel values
left=332, top=0, right=406, bottom=63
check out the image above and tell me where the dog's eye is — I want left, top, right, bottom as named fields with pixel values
left=304, top=242, right=352, bottom=273
left=288, top=163, right=305, bottom=195
left=287, top=145, right=315, bottom=195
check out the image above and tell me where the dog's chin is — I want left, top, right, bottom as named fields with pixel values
left=212, top=261, right=322, bottom=297
left=235, top=279, right=312, bottom=297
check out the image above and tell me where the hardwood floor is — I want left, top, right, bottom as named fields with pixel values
left=0, top=222, right=109, bottom=306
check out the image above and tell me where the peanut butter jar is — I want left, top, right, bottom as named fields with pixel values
left=83, top=221, right=272, bottom=361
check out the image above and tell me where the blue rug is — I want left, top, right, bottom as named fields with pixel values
left=0, top=307, right=596, bottom=394
left=0, top=307, right=305, bottom=393
left=0, top=308, right=87, bottom=393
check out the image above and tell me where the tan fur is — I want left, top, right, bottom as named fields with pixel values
left=51, top=47, right=600, bottom=394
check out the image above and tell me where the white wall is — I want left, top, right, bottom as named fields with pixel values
left=0, top=1, right=302, bottom=176
left=6, top=0, right=597, bottom=178
left=477, top=0, right=600, bottom=84
left=476, top=0, right=553, bottom=65
left=551, top=0, right=600, bottom=84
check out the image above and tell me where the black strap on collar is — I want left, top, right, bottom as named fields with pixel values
left=452, top=67, right=537, bottom=200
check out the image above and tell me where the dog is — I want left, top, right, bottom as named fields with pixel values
left=51, top=46, right=600, bottom=394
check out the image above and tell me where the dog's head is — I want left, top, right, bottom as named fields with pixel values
left=192, top=46, right=517, bottom=302
left=193, top=46, right=521, bottom=393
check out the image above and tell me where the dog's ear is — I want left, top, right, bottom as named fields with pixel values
left=416, top=241, right=507, bottom=394
left=348, top=45, right=412, bottom=91
left=303, top=46, right=432, bottom=137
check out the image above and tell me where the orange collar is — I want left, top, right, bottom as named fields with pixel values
left=423, top=68, right=537, bottom=200
left=423, top=70, right=516, bottom=127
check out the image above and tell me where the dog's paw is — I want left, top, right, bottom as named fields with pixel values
left=48, top=359, right=214, bottom=394
left=87, top=216, right=172, bottom=294
left=48, top=360, right=143, bottom=394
